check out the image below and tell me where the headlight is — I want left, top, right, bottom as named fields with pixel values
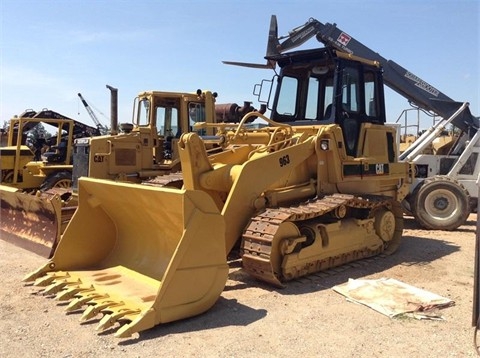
left=320, top=139, right=330, bottom=151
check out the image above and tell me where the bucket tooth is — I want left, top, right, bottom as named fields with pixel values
left=33, top=271, right=71, bottom=287
left=42, top=277, right=81, bottom=295
left=81, top=300, right=124, bottom=322
left=96, top=308, right=141, bottom=332
left=113, top=309, right=157, bottom=338
left=33, top=275, right=56, bottom=287
left=24, top=264, right=59, bottom=283
left=66, top=293, right=108, bottom=312
left=56, top=285, right=94, bottom=301
left=34, top=274, right=60, bottom=287
left=42, top=281, right=70, bottom=295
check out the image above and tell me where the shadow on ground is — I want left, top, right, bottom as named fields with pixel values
left=403, top=215, right=477, bottom=233
left=118, top=297, right=267, bottom=345
left=227, top=233, right=461, bottom=297
left=117, top=216, right=472, bottom=344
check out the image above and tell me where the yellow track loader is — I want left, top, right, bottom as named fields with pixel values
left=1, top=89, right=261, bottom=258
left=24, top=46, right=412, bottom=338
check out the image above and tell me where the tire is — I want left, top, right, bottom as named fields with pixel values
left=1, top=170, right=14, bottom=183
left=40, top=171, right=72, bottom=191
left=411, top=175, right=470, bottom=230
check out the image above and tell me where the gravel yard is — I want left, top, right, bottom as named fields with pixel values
left=0, top=214, right=477, bottom=357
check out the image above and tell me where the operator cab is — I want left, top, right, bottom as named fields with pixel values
left=133, top=92, right=210, bottom=160
left=268, top=47, right=386, bottom=156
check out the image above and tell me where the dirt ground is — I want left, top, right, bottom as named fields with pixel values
left=0, top=213, right=478, bottom=357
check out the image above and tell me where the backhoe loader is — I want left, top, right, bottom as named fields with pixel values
left=24, top=45, right=412, bottom=338
left=0, top=110, right=99, bottom=257
left=1, top=89, right=261, bottom=258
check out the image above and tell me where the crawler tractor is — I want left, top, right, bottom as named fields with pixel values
left=24, top=36, right=412, bottom=338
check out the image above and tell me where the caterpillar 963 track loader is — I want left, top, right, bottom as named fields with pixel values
left=24, top=41, right=412, bottom=338
left=1, top=89, right=260, bottom=258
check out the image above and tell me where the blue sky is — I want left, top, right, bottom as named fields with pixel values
left=1, top=0, right=478, bottom=130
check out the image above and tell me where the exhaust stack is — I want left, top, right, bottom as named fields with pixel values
left=106, top=85, right=118, bottom=135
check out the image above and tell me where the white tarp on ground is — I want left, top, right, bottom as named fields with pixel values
left=333, top=278, right=455, bottom=320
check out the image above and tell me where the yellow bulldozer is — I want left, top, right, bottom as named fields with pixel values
left=1, top=89, right=261, bottom=257
left=23, top=43, right=412, bottom=338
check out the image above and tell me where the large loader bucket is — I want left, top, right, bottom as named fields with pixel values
left=0, top=185, right=61, bottom=258
left=24, top=177, right=229, bottom=338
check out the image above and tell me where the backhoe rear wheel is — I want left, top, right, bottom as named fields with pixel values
left=40, top=171, right=72, bottom=191
left=411, top=175, right=470, bottom=231
left=1, top=170, right=14, bottom=183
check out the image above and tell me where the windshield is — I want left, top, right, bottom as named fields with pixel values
left=156, top=106, right=179, bottom=137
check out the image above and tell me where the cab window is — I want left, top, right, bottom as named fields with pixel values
left=276, top=76, right=298, bottom=117
left=364, top=71, right=377, bottom=117
left=305, top=77, right=319, bottom=120
left=156, top=107, right=179, bottom=138
left=137, top=99, right=150, bottom=126
left=189, top=102, right=206, bottom=123
left=341, top=67, right=360, bottom=113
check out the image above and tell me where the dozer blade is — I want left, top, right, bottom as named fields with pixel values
left=0, top=185, right=61, bottom=258
left=24, top=177, right=229, bottom=338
